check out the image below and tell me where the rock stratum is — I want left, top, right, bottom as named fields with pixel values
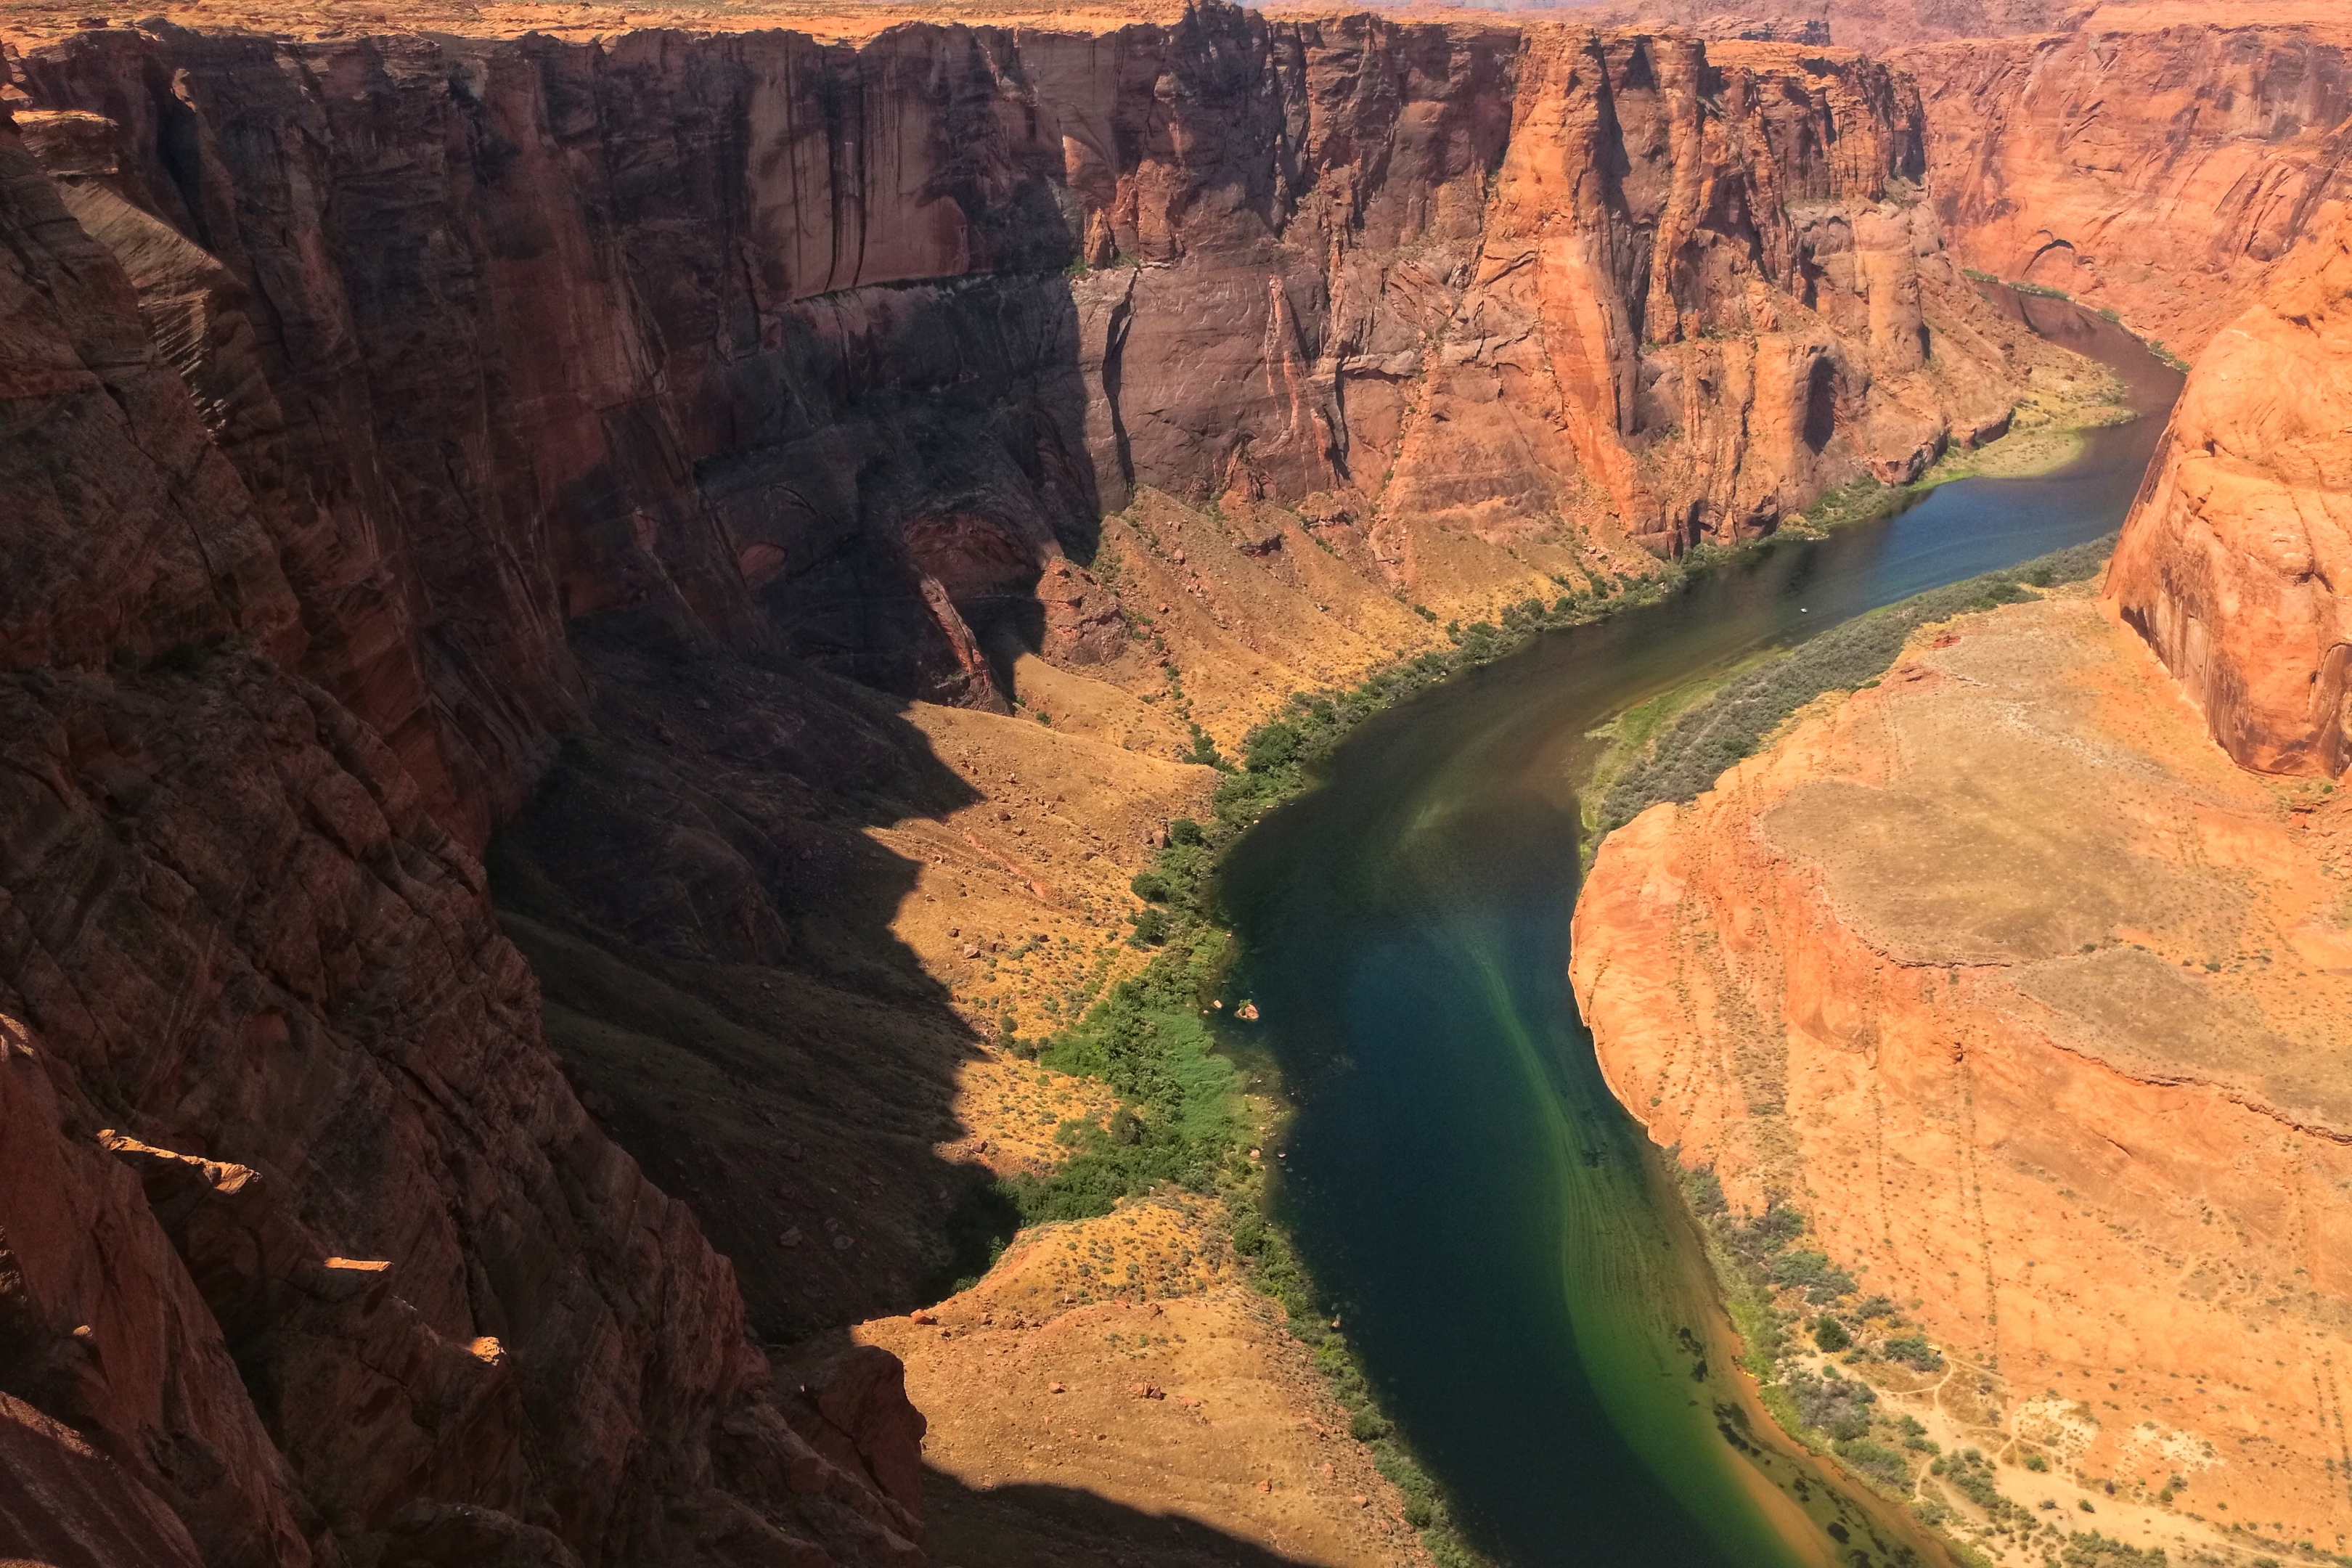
left=1576, top=592, right=2352, bottom=1559
left=0, top=5, right=2073, bottom=1560
left=1895, top=6, right=2352, bottom=358
left=2108, top=207, right=2352, bottom=779
left=0, top=0, right=2298, bottom=1562
left=1576, top=213, right=2352, bottom=1563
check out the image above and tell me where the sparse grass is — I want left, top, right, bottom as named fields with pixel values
left=999, top=737, right=1497, bottom=1567
left=1595, top=536, right=2115, bottom=837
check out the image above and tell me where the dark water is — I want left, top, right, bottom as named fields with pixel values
left=1216, top=295, right=2183, bottom=1568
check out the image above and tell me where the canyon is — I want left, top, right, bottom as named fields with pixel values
left=1575, top=208, right=2352, bottom=1564
left=1892, top=1, right=2352, bottom=359
left=1, top=0, right=2346, bottom=1565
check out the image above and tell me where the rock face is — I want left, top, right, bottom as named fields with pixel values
left=1391, top=33, right=2019, bottom=552
left=1514, top=0, right=2094, bottom=55
left=1895, top=15, right=2352, bottom=357
left=2108, top=208, right=2352, bottom=778
left=1, top=7, right=2037, bottom=809
left=0, top=5, right=2096, bottom=1561
left=0, top=110, right=923, bottom=1568
left=1574, top=594, right=2352, bottom=1548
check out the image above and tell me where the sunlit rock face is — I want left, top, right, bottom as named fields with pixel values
left=7, top=10, right=2029, bottom=833
left=1895, top=17, right=2352, bottom=360
left=2108, top=208, right=2352, bottom=779
left=0, top=4, right=2135, bottom=1561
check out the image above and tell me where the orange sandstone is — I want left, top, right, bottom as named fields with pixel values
left=1575, top=592, right=2352, bottom=1553
left=2108, top=209, right=2352, bottom=780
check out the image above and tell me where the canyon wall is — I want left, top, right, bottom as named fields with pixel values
left=1574, top=195, right=2352, bottom=1558
left=0, top=5, right=2093, bottom=1561
left=1398, top=30, right=2018, bottom=555
left=1895, top=15, right=2352, bottom=356
left=0, top=99, right=928, bottom=1568
left=2, top=7, right=2036, bottom=841
left=2107, top=208, right=2352, bottom=778
left=1574, top=593, right=2352, bottom=1554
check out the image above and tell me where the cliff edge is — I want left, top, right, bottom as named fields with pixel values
left=2107, top=210, right=2352, bottom=778
left=1574, top=212, right=2352, bottom=1564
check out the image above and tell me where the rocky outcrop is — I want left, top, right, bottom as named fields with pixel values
left=1574, top=594, right=2352, bottom=1548
left=0, top=7, right=2107, bottom=1561
left=1895, top=16, right=2352, bottom=357
left=1, top=7, right=2042, bottom=808
left=2107, top=208, right=2352, bottom=777
left=4, top=12, right=1522, bottom=828
left=1520, top=0, right=2093, bottom=55
left=1385, top=33, right=2020, bottom=552
left=0, top=110, right=922, bottom=1568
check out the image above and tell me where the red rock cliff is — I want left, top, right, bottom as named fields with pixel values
left=1895, top=15, right=2352, bottom=356
left=0, top=110, right=924, bottom=1568
left=1389, top=33, right=2015, bottom=553
left=2107, top=206, right=2352, bottom=777
left=2, top=7, right=2038, bottom=822
left=0, top=7, right=2079, bottom=1560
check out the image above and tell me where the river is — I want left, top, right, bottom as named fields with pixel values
left=1214, top=293, right=2184, bottom=1567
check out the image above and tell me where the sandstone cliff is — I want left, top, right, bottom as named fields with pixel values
left=0, top=4, right=2098, bottom=1561
left=2107, top=208, right=2352, bottom=778
left=0, top=107, right=926, bottom=1568
left=1895, top=12, right=2352, bottom=357
left=1395, top=31, right=2017, bottom=553
left=1, top=7, right=2041, bottom=825
left=1574, top=195, right=2352, bottom=1561
left=1574, top=593, right=2352, bottom=1561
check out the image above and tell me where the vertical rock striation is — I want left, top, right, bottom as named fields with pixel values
left=5, top=8, right=2035, bottom=793
left=0, top=6, right=2079, bottom=1561
left=0, top=110, right=923, bottom=1568
left=2108, top=207, right=2352, bottom=777
left=1895, top=17, right=2352, bottom=356
left=1389, top=33, right=2012, bottom=553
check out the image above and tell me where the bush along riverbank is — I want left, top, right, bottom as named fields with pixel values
left=992, top=743, right=1505, bottom=1561
left=979, top=536, right=2115, bottom=1568
left=1595, top=534, right=2117, bottom=840
left=1670, top=1162, right=2173, bottom=1568
left=973, top=560, right=1757, bottom=1564
left=997, top=804, right=1494, bottom=1565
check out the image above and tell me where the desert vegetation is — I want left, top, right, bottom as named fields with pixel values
left=1598, top=536, right=2115, bottom=836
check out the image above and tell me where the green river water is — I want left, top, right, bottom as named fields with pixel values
left=1213, top=293, right=2184, bottom=1567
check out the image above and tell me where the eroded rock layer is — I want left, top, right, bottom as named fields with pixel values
left=0, top=107, right=923, bottom=1568
left=1574, top=594, right=2352, bottom=1552
left=1896, top=14, right=2352, bottom=357
left=0, top=4, right=2120, bottom=1561
left=2108, top=208, right=2352, bottom=778
left=0, top=7, right=2043, bottom=837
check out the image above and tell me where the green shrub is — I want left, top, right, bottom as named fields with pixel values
left=1834, top=1435, right=1912, bottom=1489
left=1244, top=722, right=1302, bottom=772
left=1185, top=724, right=1230, bottom=770
left=1598, top=536, right=2115, bottom=835
left=1880, top=1335, right=1943, bottom=1371
left=1769, top=1249, right=1858, bottom=1302
left=1812, top=1316, right=1852, bottom=1352
left=1784, top=1368, right=1876, bottom=1438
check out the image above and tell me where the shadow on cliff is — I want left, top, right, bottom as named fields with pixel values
left=920, top=1468, right=1341, bottom=1568
left=695, top=266, right=1119, bottom=711
left=486, top=606, right=1022, bottom=1342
